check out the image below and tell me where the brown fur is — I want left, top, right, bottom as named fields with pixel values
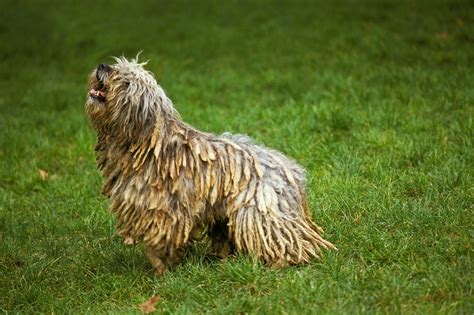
left=85, top=57, right=335, bottom=274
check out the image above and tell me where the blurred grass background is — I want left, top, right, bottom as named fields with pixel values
left=0, top=0, right=473, bottom=313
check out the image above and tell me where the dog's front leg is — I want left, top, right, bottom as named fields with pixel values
left=143, top=217, right=196, bottom=275
left=208, top=220, right=234, bottom=259
left=145, top=244, right=167, bottom=275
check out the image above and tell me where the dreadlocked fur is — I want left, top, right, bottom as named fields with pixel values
left=85, top=57, right=335, bottom=274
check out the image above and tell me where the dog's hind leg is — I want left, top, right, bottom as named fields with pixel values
left=228, top=204, right=333, bottom=267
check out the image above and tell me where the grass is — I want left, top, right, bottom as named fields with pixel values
left=0, top=0, right=472, bottom=313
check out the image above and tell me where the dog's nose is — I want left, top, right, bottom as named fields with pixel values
left=98, top=63, right=111, bottom=72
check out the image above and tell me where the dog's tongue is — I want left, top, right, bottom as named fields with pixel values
left=89, top=89, right=106, bottom=97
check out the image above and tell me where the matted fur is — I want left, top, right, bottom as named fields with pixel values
left=85, top=57, right=335, bottom=274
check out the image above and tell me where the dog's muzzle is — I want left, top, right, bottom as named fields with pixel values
left=89, top=63, right=111, bottom=102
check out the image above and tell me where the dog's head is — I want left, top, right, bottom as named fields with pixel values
left=85, top=57, right=174, bottom=138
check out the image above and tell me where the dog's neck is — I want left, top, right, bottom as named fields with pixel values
left=94, top=105, right=207, bottom=198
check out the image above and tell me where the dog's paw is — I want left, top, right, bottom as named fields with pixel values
left=123, top=236, right=137, bottom=245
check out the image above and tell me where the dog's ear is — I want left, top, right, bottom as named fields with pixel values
left=136, top=86, right=159, bottom=137
left=105, top=77, right=157, bottom=141
left=121, top=79, right=157, bottom=139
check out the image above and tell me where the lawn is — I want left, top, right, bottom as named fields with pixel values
left=0, top=0, right=472, bottom=313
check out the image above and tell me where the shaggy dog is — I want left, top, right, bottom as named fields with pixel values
left=85, top=57, right=335, bottom=274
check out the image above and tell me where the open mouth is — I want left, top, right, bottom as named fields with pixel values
left=89, top=72, right=107, bottom=102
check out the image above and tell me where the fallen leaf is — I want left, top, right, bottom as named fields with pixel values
left=138, top=295, right=160, bottom=314
left=38, top=169, right=48, bottom=180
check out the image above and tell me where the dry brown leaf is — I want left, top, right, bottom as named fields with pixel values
left=138, top=295, right=160, bottom=314
left=38, top=169, right=48, bottom=180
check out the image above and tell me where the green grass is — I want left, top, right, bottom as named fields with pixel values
left=1, top=0, right=473, bottom=313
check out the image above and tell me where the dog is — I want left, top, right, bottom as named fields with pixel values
left=85, top=57, right=335, bottom=274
